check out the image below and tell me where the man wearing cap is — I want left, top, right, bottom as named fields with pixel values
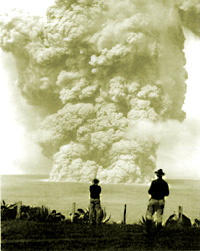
left=89, top=178, right=102, bottom=224
left=146, top=169, right=169, bottom=232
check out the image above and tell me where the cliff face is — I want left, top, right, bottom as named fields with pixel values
left=0, top=0, right=198, bottom=183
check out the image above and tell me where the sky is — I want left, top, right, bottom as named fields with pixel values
left=0, top=0, right=200, bottom=179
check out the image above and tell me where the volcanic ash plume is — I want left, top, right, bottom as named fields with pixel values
left=0, top=0, right=199, bottom=183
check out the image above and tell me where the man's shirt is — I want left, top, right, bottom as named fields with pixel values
left=148, top=178, right=169, bottom=200
left=90, top=184, right=101, bottom=199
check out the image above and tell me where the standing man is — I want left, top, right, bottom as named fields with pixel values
left=146, top=169, right=169, bottom=232
left=89, top=178, right=102, bottom=225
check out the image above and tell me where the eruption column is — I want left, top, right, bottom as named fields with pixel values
left=0, top=0, right=199, bottom=183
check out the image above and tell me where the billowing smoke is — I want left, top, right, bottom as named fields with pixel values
left=177, top=0, right=200, bottom=36
left=0, top=0, right=199, bottom=183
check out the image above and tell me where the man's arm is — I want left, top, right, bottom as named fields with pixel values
left=165, top=182, right=169, bottom=196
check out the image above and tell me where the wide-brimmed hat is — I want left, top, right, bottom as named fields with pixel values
left=155, top=169, right=165, bottom=176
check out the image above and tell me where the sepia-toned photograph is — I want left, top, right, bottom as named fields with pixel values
left=0, top=0, right=200, bottom=250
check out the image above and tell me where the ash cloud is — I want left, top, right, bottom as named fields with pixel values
left=125, top=119, right=200, bottom=181
left=177, top=0, right=200, bottom=36
left=0, top=0, right=199, bottom=183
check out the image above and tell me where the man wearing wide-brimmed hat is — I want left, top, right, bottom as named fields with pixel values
left=145, top=169, right=169, bottom=233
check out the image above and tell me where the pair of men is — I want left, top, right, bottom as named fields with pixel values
left=89, top=169, right=169, bottom=227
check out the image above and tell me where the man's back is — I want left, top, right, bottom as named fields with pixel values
left=90, top=184, right=101, bottom=199
left=148, top=178, right=169, bottom=200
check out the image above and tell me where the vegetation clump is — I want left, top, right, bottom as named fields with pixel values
left=1, top=200, right=110, bottom=224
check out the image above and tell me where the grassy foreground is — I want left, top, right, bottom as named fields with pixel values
left=1, top=220, right=200, bottom=251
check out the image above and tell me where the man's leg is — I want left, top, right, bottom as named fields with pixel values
left=156, top=200, right=165, bottom=232
left=89, top=200, right=96, bottom=224
left=145, top=199, right=155, bottom=234
left=95, top=200, right=102, bottom=224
